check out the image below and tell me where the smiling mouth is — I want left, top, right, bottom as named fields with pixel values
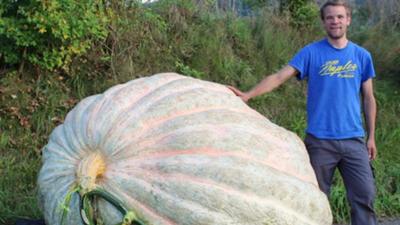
left=330, top=27, right=341, bottom=31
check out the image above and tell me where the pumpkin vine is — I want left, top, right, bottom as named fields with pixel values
left=60, top=185, right=147, bottom=225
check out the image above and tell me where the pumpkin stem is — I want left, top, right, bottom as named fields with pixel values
left=77, top=152, right=106, bottom=193
left=68, top=153, right=147, bottom=225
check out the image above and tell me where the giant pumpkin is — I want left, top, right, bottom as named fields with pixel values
left=37, top=73, right=332, bottom=225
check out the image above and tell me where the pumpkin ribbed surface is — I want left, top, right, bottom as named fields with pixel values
left=37, top=73, right=332, bottom=225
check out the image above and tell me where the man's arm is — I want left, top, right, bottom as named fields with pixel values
left=228, top=65, right=298, bottom=102
left=362, top=78, right=377, bottom=160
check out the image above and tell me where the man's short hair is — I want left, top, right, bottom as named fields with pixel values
left=320, top=0, right=352, bottom=20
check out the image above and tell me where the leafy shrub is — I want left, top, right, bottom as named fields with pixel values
left=0, top=0, right=108, bottom=71
left=279, top=0, right=319, bottom=29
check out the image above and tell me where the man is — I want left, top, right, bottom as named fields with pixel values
left=228, top=0, right=377, bottom=224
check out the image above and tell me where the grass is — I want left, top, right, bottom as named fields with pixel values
left=1, top=1, right=400, bottom=224
left=0, top=72, right=70, bottom=224
left=0, top=156, right=42, bottom=224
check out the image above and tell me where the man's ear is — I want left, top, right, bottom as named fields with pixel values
left=347, top=16, right=352, bottom=26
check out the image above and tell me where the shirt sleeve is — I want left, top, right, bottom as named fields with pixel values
left=288, top=46, right=310, bottom=80
left=362, top=51, right=376, bottom=82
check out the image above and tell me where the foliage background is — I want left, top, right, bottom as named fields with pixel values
left=0, top=0, right=399, bottom=224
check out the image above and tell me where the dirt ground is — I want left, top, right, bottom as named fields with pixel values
left=334, top=217, right=400, bottom=225
left=378, top=217, right=400, bottom=225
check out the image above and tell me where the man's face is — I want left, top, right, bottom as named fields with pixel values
left=322, top=5, right=351, bottom=40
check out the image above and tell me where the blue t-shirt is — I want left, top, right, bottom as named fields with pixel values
left=289, top=38, right=375, bottom=139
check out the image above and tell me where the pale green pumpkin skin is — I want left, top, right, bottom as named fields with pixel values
left=37, top=73, right=332, bottom=225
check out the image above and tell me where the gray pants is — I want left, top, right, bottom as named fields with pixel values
left=304, top=134, right=377, bottom=225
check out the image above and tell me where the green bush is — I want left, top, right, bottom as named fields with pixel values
left=280, top=0, right=319, bottom=29
left=0, top=0, right=108, bottom=71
